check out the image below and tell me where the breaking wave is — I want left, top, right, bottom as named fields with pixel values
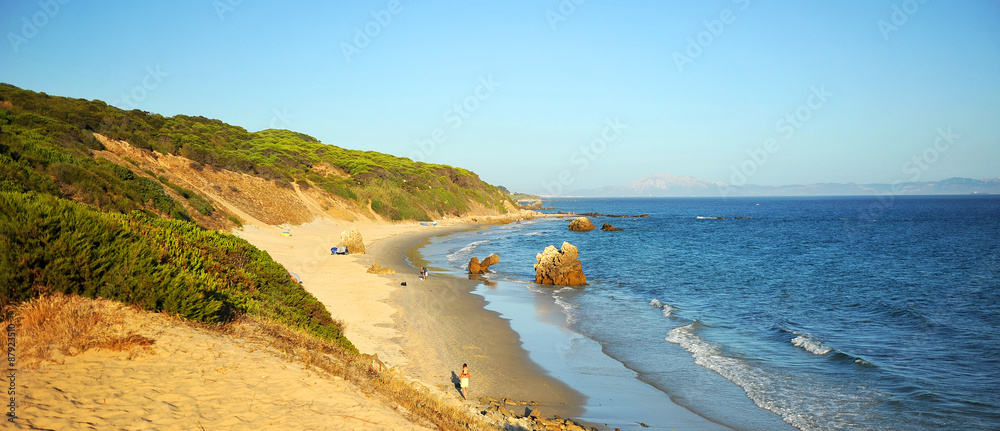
left=649, top=298, right=676, bottom=317
left=447, top=239, right=490, bottom=267
left=791, top=333, right=833, bottom=355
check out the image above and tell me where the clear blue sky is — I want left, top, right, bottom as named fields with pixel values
left=2, top=0, right=998, bottom=194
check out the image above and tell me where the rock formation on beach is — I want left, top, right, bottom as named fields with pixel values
left=600, top=223, right=623, bottom=231
left=366, top=263, right=395, bottom=274
left=468, top=253, right=499, bottom=274
left=567, top=217, right=596, bottom=231
left=534, top=242, right=587, bottom=286
left=340, top=228, right=365, bottom=254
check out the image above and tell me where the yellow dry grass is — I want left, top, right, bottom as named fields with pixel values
left=4, top=293, right=155, bottom=368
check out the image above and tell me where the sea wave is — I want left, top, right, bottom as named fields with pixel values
left=780, top=329, right=874, bottom=366
left=791, top=333, right=833, bottom=355
left=649, top=298, right=676, bottom=317
left=447, top=239, right=490, bottom=267
left=553, top=295, right=578, bottom=325
left=667, top=322, right=822, bottom=430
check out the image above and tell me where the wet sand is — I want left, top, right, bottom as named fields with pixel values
left=367, top=227, right=585, bottom=418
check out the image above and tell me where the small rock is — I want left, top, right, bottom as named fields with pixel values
left=468, top=253, right=499, bottom=274
left=568, top=216, right=596, bottom=231
left=366, top=263, right=395, bottom=274
left=600, top=222, right=623, bottom=231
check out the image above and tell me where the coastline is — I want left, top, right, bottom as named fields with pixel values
left=235, top=217, right=585, bottom=419
left=13, top=214, right=728, bottom=429
left=371, top=227, right=586, bottom=418
left=406, top=217, right=736, bottom=430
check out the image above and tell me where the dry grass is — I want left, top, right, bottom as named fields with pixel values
left=4, top=294, right=155, bottom=369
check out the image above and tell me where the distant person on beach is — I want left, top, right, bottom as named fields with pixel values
left=419, top=267, right=428, bottom=280
left=459, top=363, right=470, bottom=399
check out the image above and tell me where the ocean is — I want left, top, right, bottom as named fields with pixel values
left=414, top=196, right=1000, bottom=430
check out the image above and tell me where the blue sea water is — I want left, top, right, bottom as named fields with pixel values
left=419, top=196, right=1000, bottom=430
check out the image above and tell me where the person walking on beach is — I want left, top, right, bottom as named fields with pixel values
left=459, top=363, right=470, bottom=399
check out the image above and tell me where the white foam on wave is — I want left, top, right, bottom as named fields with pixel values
left=552, top=295, right=578, bottom=324
left=447, top=239, right=490, bottom=267
left=523, top=231, right=548, bottom=236
left=791, top=334, right=833, bottom=356
left=649, top=298, right=676, bottom=317
left=666, top=323, right=820, bottom=431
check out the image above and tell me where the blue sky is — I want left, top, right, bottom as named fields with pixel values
left=2, top=0, right=998, bottom=194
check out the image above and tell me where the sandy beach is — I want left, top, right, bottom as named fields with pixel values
left=13, top=214, right=582, bottom=430
left=14, top=296, right=434, bottom=430
left=234, top=218, right=585, bottom=416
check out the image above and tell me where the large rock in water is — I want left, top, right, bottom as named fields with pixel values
left=601, top=223, right=623, bottom=231
left=340, top=227, right=365, bottom=254
left=568, top=217, right=596, bottom=231
left=534, top=242, right=587, bottom=286
left=468, top=253, right=499, bottom=274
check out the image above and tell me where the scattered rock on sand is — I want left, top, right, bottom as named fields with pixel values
left=366, top=263, right=395, bottom=275
left=568, top=217, right=596, bottom=231
left=468, top=253, right=499, bottom=274
left=534, top=242, right=587, bottom=286
left=340, top=227, right=366, bottom=254
left=600, top=223, right=623, bottom=231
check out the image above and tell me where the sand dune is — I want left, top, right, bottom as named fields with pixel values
left=16, top=299, right=432, bottom=431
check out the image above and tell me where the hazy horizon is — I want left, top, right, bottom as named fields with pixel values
left=2, top=1, right=997, bottom=195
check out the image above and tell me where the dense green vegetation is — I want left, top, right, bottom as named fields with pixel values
left=0, top=83, right=512, bottom=222
left=0, top=191, right=354, bottom=351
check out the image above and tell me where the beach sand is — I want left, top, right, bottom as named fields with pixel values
left=235, top=218, right=584, bottom=416
left=15, top=298, right=433, bottom=431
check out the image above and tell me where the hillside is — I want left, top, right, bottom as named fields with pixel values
left=0, top=84, right=532, bottom=430
left=0, top=83, right=515, bottom=369
left=0, top=83, right=515, bottom=229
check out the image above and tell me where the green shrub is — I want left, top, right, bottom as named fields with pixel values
left=0, top=191, right=354, bottom=351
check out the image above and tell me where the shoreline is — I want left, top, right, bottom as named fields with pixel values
left=234, top=217, right=587, bottom=420
left=233, top=214, right=730, bottom=429
left=406, top=218, right=736, bottom=430
left=367, top=226, right=587, bottom=418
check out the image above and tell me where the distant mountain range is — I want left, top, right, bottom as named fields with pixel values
left=577, top=173, right=1000, bottom=197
